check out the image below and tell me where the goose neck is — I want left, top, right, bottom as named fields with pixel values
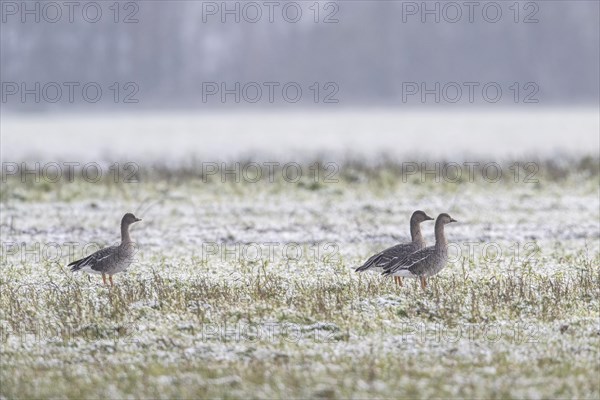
left=434, top=220, right=447, bottom=247
left=121, top=222, right=131, bottom=244
left=410, top=220, right=424, bottom=245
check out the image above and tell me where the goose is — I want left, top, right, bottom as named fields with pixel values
left=355, top=210, right=434, bottom=286
left=69, top=213, right=142, bottom=286
left=382, top=213, right=457, bottom=290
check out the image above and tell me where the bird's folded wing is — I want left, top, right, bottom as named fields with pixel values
left=382, top=247, right=434, bottom=275
left=68, top=246, right=117, bottom=271
left=356, top=243, right=413, bottom=271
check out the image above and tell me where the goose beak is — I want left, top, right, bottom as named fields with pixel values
left=450, top=218, right=457, bottom=223
left=135, top=218, right=142, bottom=222
left=426, top=215, right=434, bottom=221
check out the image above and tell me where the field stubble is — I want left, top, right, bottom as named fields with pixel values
left=1, top=159, right=599, bottom=398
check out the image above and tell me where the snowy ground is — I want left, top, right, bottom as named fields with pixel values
left=1, top=158, right=598, bottom=398
left=3, top=109, right=599, bottom=162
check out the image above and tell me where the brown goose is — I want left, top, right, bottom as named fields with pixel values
left=355, top=210, right=434, bottom=286
left=382, top=213, right=457, bottom=290
left=69, top=213, right=142, bottom=286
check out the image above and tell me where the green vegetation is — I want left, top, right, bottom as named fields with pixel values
left=1, top=159, right=598, bottom=398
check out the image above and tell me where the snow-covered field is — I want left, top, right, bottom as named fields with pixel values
left=2, top=109, right=599, bottom=162
left=1, top=157, right=598, bottom=398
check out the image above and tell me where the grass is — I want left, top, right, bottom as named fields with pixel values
left=1, top=158, right=599, bottom=398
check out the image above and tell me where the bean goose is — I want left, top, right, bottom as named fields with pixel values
left=69, top=213, right=142, bottom=286
left=356, top=210, right=434, bottom=286
left=382, top=213, right=457, bottom=290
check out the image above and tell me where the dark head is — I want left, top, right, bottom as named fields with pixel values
left=122, top=213, right=142, bottom=225
left=411, top=210, right=435, bottom=224
left=436, top=213, right=457, bottom=225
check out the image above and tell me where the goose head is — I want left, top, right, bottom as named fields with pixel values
left=436, top=213, right=457, bottom=225
left=122, top=213, right=142, bottom=226
left=411, top=210, right=435, bottom=223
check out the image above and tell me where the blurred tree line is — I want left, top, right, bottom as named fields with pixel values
left=1, top=0, right=598, bottom=109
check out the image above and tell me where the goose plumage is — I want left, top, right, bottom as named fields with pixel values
left=69, top=213, right=142, bottom=286
left=382, top=213, right=457, bottom=290
left=356, top=210, right=434, bottom=285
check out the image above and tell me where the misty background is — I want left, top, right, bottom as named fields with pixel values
left=1, top=1, right=599, bottom=160
left=2, top=1, right=599, bottom=109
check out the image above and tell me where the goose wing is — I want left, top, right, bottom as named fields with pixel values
left=356, top=242, right=416, bottom=272
left=68, top=245, right=118, bottom=273
left=382, top=246, right=435, bottom=276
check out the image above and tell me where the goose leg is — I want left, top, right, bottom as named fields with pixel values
left=394, top=276, right=403, bottom=287
left=102, top=273, right=107, bottom=285
left=109, top=275, right=114, bottom=287
left=420, top=277, right=427, bottom=291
